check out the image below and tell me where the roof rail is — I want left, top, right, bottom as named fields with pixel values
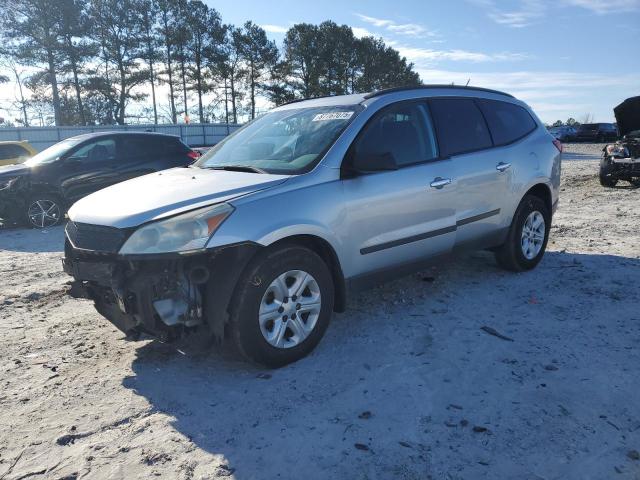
left=278, top=94, right=339, bottom=107
left=363, top=84, right=515, bottom=100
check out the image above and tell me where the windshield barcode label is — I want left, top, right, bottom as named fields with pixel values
left=312, top=112, right=354, bottom=122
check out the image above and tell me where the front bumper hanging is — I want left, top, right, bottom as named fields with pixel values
left=63, top=237, right=259, bottom=342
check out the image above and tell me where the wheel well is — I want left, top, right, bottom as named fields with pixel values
left=525, top=183, right=552, bottom=214
left=268, top=235, right=347, bottom=313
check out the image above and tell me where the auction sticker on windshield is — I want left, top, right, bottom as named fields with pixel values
left=312, top=112, right=354, bottom=122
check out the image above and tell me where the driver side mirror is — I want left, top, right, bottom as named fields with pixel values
left=348, top=150, right=398, bottom=175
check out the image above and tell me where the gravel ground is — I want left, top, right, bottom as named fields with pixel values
left=0, top=143, right=639, bottom=480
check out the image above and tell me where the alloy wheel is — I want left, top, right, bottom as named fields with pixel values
left=521, top=210, right=545, bottom=260
left=28, top=199, right=61, bottom=228
left=258, top=270, right=322, bottom=349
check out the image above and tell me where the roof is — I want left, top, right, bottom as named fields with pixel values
left=65, top=131, right=180, bottom=141
left=363, top=84, right=514, bottom=99
left=275, top=84, right=516, bottom=110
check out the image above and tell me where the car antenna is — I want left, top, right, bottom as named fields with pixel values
left=465, top=78, right=471, bottom=86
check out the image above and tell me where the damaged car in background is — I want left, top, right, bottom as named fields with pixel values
left=64, top=85, right=561, bottom=367
left=600, top=96, right=640, bottom=187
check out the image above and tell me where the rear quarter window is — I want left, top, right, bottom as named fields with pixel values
left=429, top=98, right=493, bottom=157
left=477, top=99, right=537, bottom=146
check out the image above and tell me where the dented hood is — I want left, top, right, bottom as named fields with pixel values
left=614, top=96, right=640, bottom=137
left=68, top=167, right=289, bottom=229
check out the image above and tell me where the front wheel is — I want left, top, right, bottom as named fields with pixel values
left=228, top=245, right=334, bottom=367
left=599, top=161, right=618, bottom=188
left=26, top=194, right=64, bottom=228
left=494, top=195, right=550, bottom=272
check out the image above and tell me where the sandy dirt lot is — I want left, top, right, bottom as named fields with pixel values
left=0, top=143, right=639, bottom=480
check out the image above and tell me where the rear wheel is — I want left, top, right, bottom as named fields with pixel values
left=26, top=194, right=64, bottom=228
left=495, top=195, right=550, bottom=272
left=228, top=245, right=334, bottom=367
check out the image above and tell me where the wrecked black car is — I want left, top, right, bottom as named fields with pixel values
left=600, top=96, right=640, bottom=187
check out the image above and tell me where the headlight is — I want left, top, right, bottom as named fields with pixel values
left=0, top=177, right=19, bottom=190
left=119, top=203, right=234, bottom=255
left=605, top=144, right=628, bottom=157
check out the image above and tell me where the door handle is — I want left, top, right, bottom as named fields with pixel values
left=496, top=162, right=511, bottom=172
left=430, top=177, right=451, bottom=189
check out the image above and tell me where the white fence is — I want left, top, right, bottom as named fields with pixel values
left=0, top=123, right=242, bottom=152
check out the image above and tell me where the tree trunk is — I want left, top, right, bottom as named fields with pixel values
left=149, top=58, right=158, bottom=124
left=223, top=76, right=229, bottom=125
left=46, top=47, right=62, bottom=126
left=179, top=54, right=188, bottom=120
left=195, top=48, right=204, bottom=122
left=250, top=61, right=255, bottom=120
left=14, top=70, right=29, bottom=127
left=230, top=73, right=237, bottom=124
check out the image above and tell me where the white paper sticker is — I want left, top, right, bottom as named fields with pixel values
left=312, top=112, right=354, bottom=122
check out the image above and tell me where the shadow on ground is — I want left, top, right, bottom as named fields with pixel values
left=122, top=250, right=640, bottom=479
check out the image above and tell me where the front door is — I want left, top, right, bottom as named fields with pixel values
left=341, top=100, right=457, bottom=277
left=59, top=137, right=119, bottom=201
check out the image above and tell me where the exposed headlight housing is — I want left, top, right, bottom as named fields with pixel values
left=119, top=203, right=234, bottom=255
left=605, top=144, right=629, bottom=158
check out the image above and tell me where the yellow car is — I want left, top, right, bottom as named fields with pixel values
left=0, top=141, right=37, bottom=166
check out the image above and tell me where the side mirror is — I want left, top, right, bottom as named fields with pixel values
left=350, top=151, right=398, bottom=174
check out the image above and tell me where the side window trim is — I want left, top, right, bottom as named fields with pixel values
left=343, top=98, right=445, bottom=174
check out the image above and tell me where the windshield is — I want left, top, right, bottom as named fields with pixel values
left=195, top=105, right=361, bottom=174
left=24, top=138, right=83, bottom=166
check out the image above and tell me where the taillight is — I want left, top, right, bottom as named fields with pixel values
left=552, top=139, right=563, bottom=153
left=187, top=150, right=200, bottom=161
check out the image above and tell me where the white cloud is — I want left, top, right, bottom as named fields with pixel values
left=351, top=27, right=374, bottom=39
left=470, top=0, right=640, bottom=27
left=260, top=24, right=288, bottom=34
left=396, top=46, right=529, bottom=64
left=355, top=14, right=440, bottom=39
left=468, top=0, right=546, bottom=28
left=413, top=68, right=640, bottom=121
left=564, top=0, right=640, bottom=13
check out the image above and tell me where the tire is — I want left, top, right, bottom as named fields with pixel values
left=599, top=162, right=618, bottom=188
left=494, top=194, right=551, bottom=272
left=227, top=245, right=334, bottom=368
left=25, top=194, right=64, bottom=228
left=630, top=178, right=640, bottom=188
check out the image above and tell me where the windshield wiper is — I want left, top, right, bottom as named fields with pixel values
left=204, top=165, right=266, bottom=174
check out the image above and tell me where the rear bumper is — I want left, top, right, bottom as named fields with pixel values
left=64, top=239, right=260, bottom=342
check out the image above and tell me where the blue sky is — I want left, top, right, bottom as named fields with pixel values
left=209, top=0, right=640, bottom=123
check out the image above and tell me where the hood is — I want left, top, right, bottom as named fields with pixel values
left=0, top=163, right=30, bottom=178
left=68, top=167, right=290, bottom=229
left=614, top=96, right=640, bottom=137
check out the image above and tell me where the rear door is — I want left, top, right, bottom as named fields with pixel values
left=341, top=100, right=457, bottom=277
left=115, top=135, right=161, bottom=183
left=429, top=97, right=517, bottom=247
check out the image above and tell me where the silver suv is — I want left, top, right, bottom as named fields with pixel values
left=63, top=86, right=562, bottom=367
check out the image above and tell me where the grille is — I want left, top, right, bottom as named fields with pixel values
left=66, top=221, right=127, bottom=253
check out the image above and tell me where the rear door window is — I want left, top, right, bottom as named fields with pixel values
left=429, top=98, right=492, bottom=157
left=477, top=99, right=537, bottom=146
left=353, top=101, right=439, bottom=168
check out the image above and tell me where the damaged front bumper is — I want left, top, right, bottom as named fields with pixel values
left=63, top=237, right=259, bottom=342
